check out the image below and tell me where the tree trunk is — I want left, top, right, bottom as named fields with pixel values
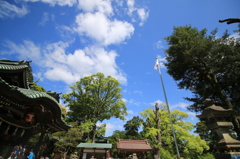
left=211, top=73, right=240, bottom=137
left=92, top=125, right=97, bottom=143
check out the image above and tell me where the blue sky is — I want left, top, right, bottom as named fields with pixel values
left=0, top=0, right=239, bottom=136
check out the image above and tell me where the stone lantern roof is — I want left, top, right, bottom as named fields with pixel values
left=197, top=104, right=233, bottom=119
left=196, top=98, right=233, bottom=119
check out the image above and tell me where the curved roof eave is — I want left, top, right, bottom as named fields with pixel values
left=0, top=77, right=70, bottom=131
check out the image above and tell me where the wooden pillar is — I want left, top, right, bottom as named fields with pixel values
left=141, top=152, right=144, bottom=159
left=93, top=148, right=96, bottom=158
left=104, top=150, right=106, bottom=159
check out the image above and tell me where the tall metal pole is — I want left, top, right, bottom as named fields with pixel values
left=155, top=58, right=181, bottom=159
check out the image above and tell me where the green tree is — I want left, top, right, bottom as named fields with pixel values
left=26, top=64, right=46, bottom=92
left=31, top=84, right=46, bottom=92
left=124, top=116, right=143, bottom=139
left=95, top=123, right=106, bottom=139
left=27, top=63, right=34, bottom=83
left=141, top=106, right=162, bottom=159
left=194, top=121, right=218, bottom=153
left=108, top=130, right=126, bottom=158
left=140, top=104, right=209, bottom=159
left=52, top=122, right=84, bottom=156
left=164, top=25, right=240, bottom=138
left=59, top=104, right=67, bottom=120
left=62, top=72, right=127, bottom=142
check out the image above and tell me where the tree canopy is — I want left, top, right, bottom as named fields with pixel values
left=62, top=72, right=127, bottom=142
left=164, top=25, right=240, bottom=137
left=194, top=121, right=218, bottom=153
left=52, top=122, right=83, bottom=150
left=140, top=105, right=209, bottom=159
left=124, top=116, right=143, bottom=139
left=164, top=25, right=240, bottom=111
left=108, top=130, right=127, bottom=158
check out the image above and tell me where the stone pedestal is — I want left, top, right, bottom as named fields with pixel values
left=132, top=153, right=138, bottom=159
left=207, top=122, right=240, bottom=152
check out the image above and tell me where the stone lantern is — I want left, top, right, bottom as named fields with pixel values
left=197, top=99, right=240, bottom=159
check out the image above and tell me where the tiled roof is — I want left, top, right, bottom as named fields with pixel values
left=0, top=60, right=30, bottom=71
left=0, top=77, right=70, bottom=131
left=77, top=143, right=112, bottom=149
left=117, top=139, right=153, bottom=151
left=0, top=59, right=71, bottom=131
left=0, top=77, right=58, bottom=103
left=18, top=87, right=59, bottom=103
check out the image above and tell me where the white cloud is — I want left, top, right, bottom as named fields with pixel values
left=127, top=110, right=134, bottom=115
left=24, top=0, right=77, bottom=7
left=2, top=40, right=41, bottom=60
left=0, top=1, right=29, bottom=19
left=74, top=12, right=134, bottom=46
left=1, top=40, right=127, bottom=85
left=44, top=66, right=80, bottom=85
left=122, top=98, right=127, bottom=103
left=126, top=0, right=135, bottom=16
left=33, top=72, right=43, bottom=81
left=43, top=41, right=70, bottom=65
left=230, top=33, right=240, bottom=39
left=188, top=112, right=196, bottom=117
left=187, top=112, right=198, bottom=123
left=106, top=123, right=115, bottom=129
left=78, top=0, right=113, bottom=16
left=39, top=12, right=54, bottom=26
left=115, top=0, right=123, bottom=6
left=128, top=99, right=140, bottom=106
left=155, top=40, right=164, bottom=49
left=137, top=8, right=149, bottom=26
left=134, top=90, right=142, bottom=95
left=150, top=100, right=165, bottom=109
left=126, top=0, right=149, bottom=26
left=105, top=122, right=124, bottom=136
left=171, top=102, right=190, bottom=110
left=41, top=42, right=128, bottom=84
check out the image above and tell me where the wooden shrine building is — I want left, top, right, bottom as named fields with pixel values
left=117, top=139, right=153, bottom=159
left=77, top=143, right=112, bottom=159
left=0, top=59, right=70, bottom=157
